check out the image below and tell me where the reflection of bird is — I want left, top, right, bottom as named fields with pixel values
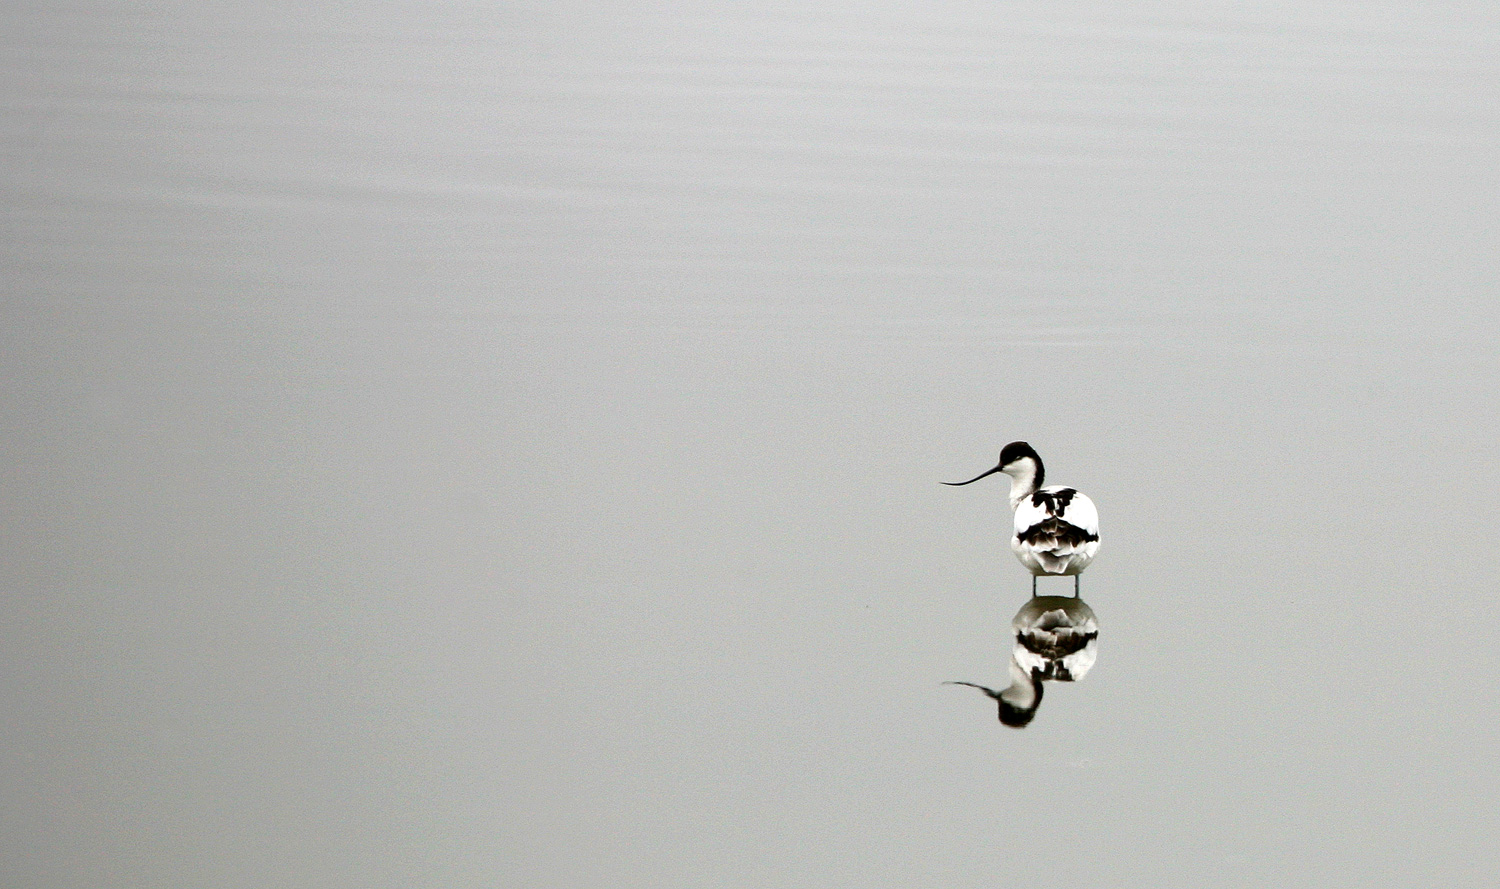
left=947, top=596, right=1099, bottom=729
left=1013, top=596, right=1098, bottom=682
left=945, top=659, right=1043, bottom=728
left=945, top=441, right=1100, bottom=596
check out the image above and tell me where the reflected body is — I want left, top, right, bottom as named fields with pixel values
left=948, top=596, right=1099, bottom=728
left=946, top=441, right=1100, bottom=595
left=1012, top=596, right=1099, bottom=682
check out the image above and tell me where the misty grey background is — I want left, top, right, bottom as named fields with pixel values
left=5, top=1, right=1500, bottom=886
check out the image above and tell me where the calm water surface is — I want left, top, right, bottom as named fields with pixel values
left=5, top=1, right=1500, bottom=886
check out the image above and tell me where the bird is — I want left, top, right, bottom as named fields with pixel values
left=945, top=659, right=1043, bottom=728
left=945, top=441, right=1099, bottom=596
left=945, top=595, right=1100, bottom=729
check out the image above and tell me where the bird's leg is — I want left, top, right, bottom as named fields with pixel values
left=1073, top=575, right=1079, bottom=598
left=1031, top=576, right=1037, bottom=597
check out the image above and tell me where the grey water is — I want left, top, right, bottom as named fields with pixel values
left=5, top=1, right=1500, bottom=886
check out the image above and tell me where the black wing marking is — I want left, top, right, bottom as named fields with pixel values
left=1016, top=516, right=1099, bottom=547
left=1030, top=487, right=1076, bottom=514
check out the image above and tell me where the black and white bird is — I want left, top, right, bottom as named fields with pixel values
left=945, top=441, right=1100, bottom=596
left=946, top=595, right=1099, bottom=729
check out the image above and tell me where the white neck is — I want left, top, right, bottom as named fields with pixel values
left=1003, top=458, right=1040, bottom=508
left=1001, top=657, right=1040, bottom=710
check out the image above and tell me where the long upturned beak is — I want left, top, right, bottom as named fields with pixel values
left=943, top=463, right=1005, bottom=486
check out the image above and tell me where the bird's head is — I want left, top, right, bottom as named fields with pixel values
left=997, top=441, right=1040, bottom=477
left=945, top=664, right=1045, bottom=729
left=944, top=441, right=1042, bottom=487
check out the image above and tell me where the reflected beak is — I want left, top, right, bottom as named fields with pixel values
left=943, top=463, right=1005, bottom=486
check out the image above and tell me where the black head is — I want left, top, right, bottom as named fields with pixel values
left=998, top=687, right=1043, bottom=728
left=943, top=440, right=1044, bottom=488
left=999, top=441, right=1040, bottom=468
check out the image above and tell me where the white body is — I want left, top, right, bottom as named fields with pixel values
left=1010, top=485, right=1100, bottom=577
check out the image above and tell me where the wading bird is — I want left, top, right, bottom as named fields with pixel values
left=946, top=596, right=1099, bottom=729
left=945, top=441, right=1099, bottom=596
